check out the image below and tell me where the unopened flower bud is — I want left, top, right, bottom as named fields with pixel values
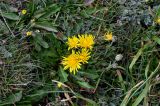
left=112, top=62, right=118, bottom=68
left=115, top=54, right=123, bottom=61
left=112, top=36, right=117, bottom=42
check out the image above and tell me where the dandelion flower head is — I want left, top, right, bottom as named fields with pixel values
left=66, top=36, right=79, bottom=50
left=78, top=49, right=91, bottom=64
left=104, top=31, right=113, bottom=41
left=78, top=34, right=95, bottom=49
left=62, top=50, right=81, bottom=74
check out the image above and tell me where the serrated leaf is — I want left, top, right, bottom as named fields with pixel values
left=77, top=81, right=94, bottom=89
left=1, top=12, right=20, bottom=20
left=58, top=66, right=68, bottom=82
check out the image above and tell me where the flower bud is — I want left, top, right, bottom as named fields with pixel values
left=115, top=54, right=123, bottom=61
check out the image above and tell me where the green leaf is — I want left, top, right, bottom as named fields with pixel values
left=1, top=12, right=20, bottom=20
left=34, top=4, right=61, bottom=19
left=145, top=62, right=150, bottom=79
left=78, top=71, right=99, bottom=79
left=0, top=46, right=12, bottom=58
left=152, top=35, right=160, bottom=45
left=34, top=35, right=49, bottom=49
left=80, top=7, right=96, bottom=18
left=77, top=81, right=94, bottom=89
left=58, top=66, right=68, bottom=82
left=33, top=22, right=58, bottom=32
left=129, top=43, right=150, bottom=74
left=0, top=91, right=22, bottom=105
left=25, top=90, right=47, bottom=102
left=41, top=4, right=61, bottom=18
left=0, top=20, right=8, bottom=34
left=34, top=42, right=42, bottom=51
left=129, top=48, right=143, bottom=71
left=19, top=90, right=48, bottom=104
left=132, top=83, right=150, bottom=106
left=33, top=9, right=46, bottom=19
left=120, top=81, right=144, bottom=106
left=7, top=91, right=22, bottom=103
left=117, top=70, right=126, bottom=92
left=0, top=3, right=18, bottom=12
left=17, top=104, right=32, bottom=106
left=84, top=0, right=95, bottom=5
left=129, top=48, right=143, bottom=73
left=75, top=93, right=97, bottom=106
left=156, top=6, right=160, bottom=17
left=40, top=40, right=49, bottom=49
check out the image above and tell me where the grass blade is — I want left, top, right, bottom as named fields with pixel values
left=132, top=82, right=150, bottom=106
left=120, top=81, right=144, bottom=106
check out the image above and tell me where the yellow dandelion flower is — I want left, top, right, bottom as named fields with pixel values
left=26, top=31, right=32, bottom=36
left=78, top=34, right=95, bottom=50
left=21, top=9, right=27, bottom=15
left=62, top=50, right=81, bottom=74
left=104, top=31, right=113, bottom=41
left=66, top=36, right=79, bottom=50
left=57, top=82, right=62, bottom=88
left=78, top=49, right=91, bottom=64
left=156, top=17, right=160, bottom=24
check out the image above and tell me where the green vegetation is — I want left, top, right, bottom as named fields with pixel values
left=0, top=0, right=160, bottom=105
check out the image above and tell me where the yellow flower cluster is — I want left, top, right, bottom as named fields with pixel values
left=62, top=34, right=94, bottom=74
left=66, top=34, right=95, bottom=50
